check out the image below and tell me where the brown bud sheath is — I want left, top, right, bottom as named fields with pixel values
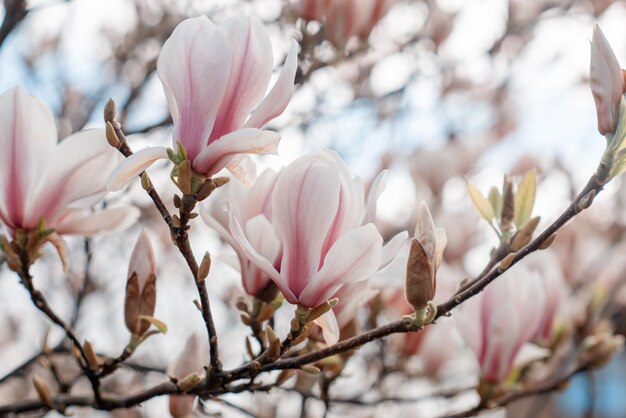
left=104, top=98, right=117, bottom=123
left=177, top=160, right=192, bottom=195
left=197, top=252, right=211, bottom=283
left=510, top=216, right=540, bottom=251
left=405, top=239, right=434, bottom=311
left=105, top=121, right=120, bottom=148
left=125, top=230, right=157, bottom=337
left=32, top=375, right=53, bottom=408
left=195, top=179, right=216, bottom=201
left=500, top=175, right=515, bottom=233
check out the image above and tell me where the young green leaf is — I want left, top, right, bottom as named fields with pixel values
left=514, top=169, right=537, bottom=228
left=467, top=182, right=495, bottom=222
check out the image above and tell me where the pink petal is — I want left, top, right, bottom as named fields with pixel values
left=0, top=86, right=57, bottom=230
left=225, top=154, right=258, bottom=186
left=313, top=310, right=340, bottom=345
left=226, top=201, right=296, bottom=303
left=380, top=231, right=408, bottom=269
left=361, top=170, right=388, bottom=225
left=54, top=207, right=140, bottom=236
left=244, top=39, right=299, bottom=129
left=192, top=128, right=279, bottom=177
left=27, top=129, right=119, bottom=226
left=210, top=16, right=274, bottom=141
left=299, top=224, right=382, bottom=307
left=107, top=147, right=169, bottom=191
left=272, top=153, right=341, bottom=299
left=157, top=16, right=231, bottom=160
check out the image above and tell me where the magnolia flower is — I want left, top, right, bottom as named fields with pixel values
left=297, top=0, right=394, bottom=48
left=228, top=150, right=404, bottom=343
left=124, top=230, right=157, bottom=337
left=200, top=169, right=280, bottom=301
left=108, top=15, right=298, bottom=191
left=404, top=203, right=447, bottom=312
left=456, top=265, right=547, bottom=383
left=0, top=86, right=138, bottom=261
left=590, top=24, right=624, bottom=136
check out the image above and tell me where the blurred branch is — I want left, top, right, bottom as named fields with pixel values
left=0, top=0, right=27, bottom=48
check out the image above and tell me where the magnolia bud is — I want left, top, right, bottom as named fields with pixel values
left=405, top=239, right=434, bottom=311
left=125, top=230, right=157, bottom=337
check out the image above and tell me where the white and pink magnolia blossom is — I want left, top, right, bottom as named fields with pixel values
left=227, top=150, right=405, bottom=343
left=297, top=0, right=394, bottom=48
left=201, top=169, right=280, bottom=300
left=590, top=24, right=624, bottom=136
left=456, top=264, right=547, bottom=383
left=108, top=15, right=298, bottom=190
left=0, top=86, right=138, bottom=243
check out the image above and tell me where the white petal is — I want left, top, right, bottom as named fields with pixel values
left=361, top=170, right=388, bottom=225
left=314, top=310, right=340, bottom=346
left=380, top=230, right=409, bottom=269
left=55, top=207, right=140, bottom=236
left=299, top=224, right=382, bottom=307
left=192, top=129, right=279, bottom=177
left=107, top=147, right=169, bottom=191
left=226, top=201, right=296, bottom=303
left=244, top=39, right=299, bottom=129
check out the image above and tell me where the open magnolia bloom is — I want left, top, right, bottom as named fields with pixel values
left=227, top=150, right=406, bottom=344
left=200, top=169, right=281, bottom=301
left=0, top=86, right=138, bottom=267
left=456, top=264, right=547, bottom=384
left=297, top=0, right=394, bottom=48
left=108, top=15, right=299, bottom=191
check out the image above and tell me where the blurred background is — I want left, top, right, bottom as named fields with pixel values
left=1, top=0, right=626, bottom=417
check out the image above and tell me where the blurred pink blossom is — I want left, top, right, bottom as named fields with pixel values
left=456, top=265, right=547, bottom=383
left=297, top=0, right=394, bottom=48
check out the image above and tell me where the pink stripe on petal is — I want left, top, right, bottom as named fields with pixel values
left=157, top=16, right=231, bottom=160
left=272, top=154, right=341, bottom=299
left=210, top=16, right=274, bottom=141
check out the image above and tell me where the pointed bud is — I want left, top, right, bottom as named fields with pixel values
left=307, top=298, right=338, bottom=323
left=265, top=325, right=281, bottom=360
left=301, top=365, right=321, bottom=375
left=538, top=233, right=557, bottom=250
left=177, top=372, right=201, bottom=392
left=197, top=252, right=211, bottom=283
left=83, top=340, right=101, bottom=369
left=405, top=239, right=434, bottom=311
left=590, top=25, right=624, bottom=135
left=497, top=252, right=516, bottom=272
left=195, top=179, right=216, bottom=201
left=105, top=121, right=120, bottom=148
left=140, top=172, right=152, bottom=191
left=510, top=216, right=540, bottom=251
left=104, top=98, right=117, bottom=123
left=212, top=176, right=230, bottom=188
left=125, top=230, right=157, bottom=336
left=32, top=375, right=53, bottom=408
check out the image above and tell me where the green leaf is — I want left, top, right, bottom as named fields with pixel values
left=488, top=186, right=502, bottom=218
left=467, top=182, right=495, bottom=222
left=139, top=315, right=168, bottom=334
left=514, top=169, right=537, bottom=228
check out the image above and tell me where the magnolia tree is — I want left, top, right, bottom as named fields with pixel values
left=1, top=0, right=626, bottom=417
